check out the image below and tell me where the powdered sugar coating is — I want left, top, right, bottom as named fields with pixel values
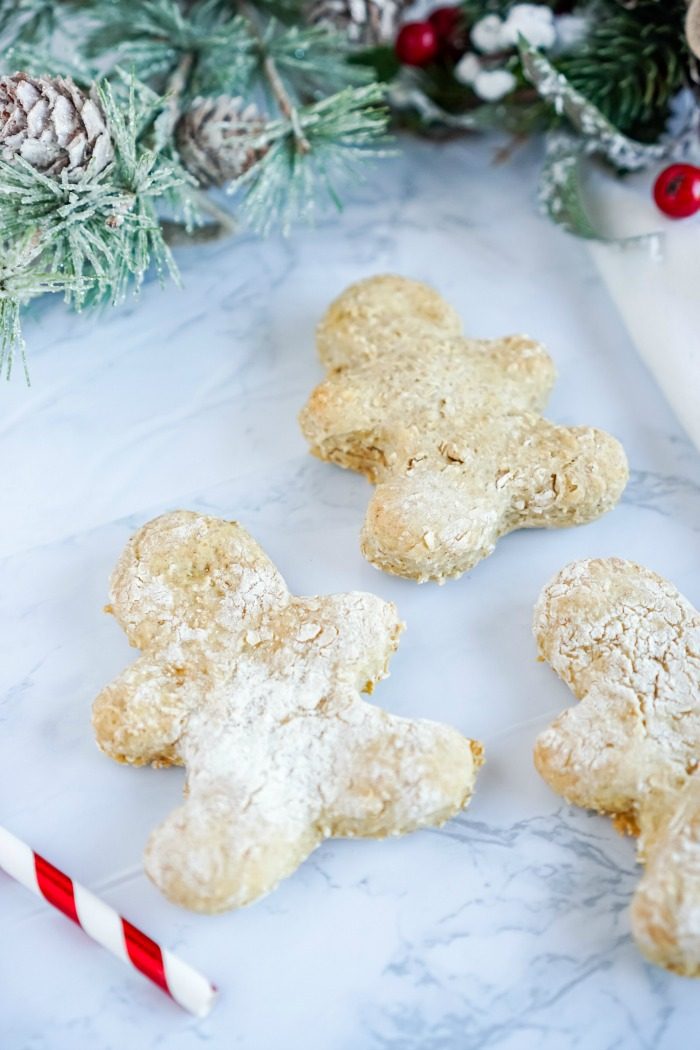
left=534, top=557, right=700, bottom=975
left=93, top=511, right=482, bottom=913
left=299, top=275, right=628, bottom=583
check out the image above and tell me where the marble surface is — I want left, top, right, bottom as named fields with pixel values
left=1, top=135, right=700, bottom=1050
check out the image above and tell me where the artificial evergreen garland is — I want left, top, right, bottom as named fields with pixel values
left=382, top=0, right=693, bottom=140
left=0, top=0, right=697, bottom=375
left=376, top=0, right=699, bottom=239
left=0, top=0, right=389, bottom=374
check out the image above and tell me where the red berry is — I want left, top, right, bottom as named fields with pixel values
left=428, top=6, right=460, bottom=39
left=428, top=5, right=467, bottom=58
left=395, top=21, right=439, bottom=66
left=653, top=163, right=700, bottom=220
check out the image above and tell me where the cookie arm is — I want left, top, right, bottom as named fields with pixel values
left=325, top=705, right=482, bottom=837
left=92, top=655, right=198, bottom=766
left=486, top=335, right=556, bottom=410
left=513, top=420, right=628, bottom=528
left=298, top=375, right=389, bottom=482
left=534, top=684, right=649, bottom=822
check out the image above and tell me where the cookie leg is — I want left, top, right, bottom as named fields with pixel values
left=144, top=789, right=319, bottom=913
left=92, top=656, right=197, bottom=766
left=325, top=708, right=482, bottom=838
left=631, top=776, right=700, bottom=976
left=361, top=472, right=506, bottom=582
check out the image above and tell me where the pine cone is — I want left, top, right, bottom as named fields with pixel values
left=176, top=97, right=268, bottom=188
left=305, top=0, right=410, bottom=45
left=0, top=73, right=113, bottom=179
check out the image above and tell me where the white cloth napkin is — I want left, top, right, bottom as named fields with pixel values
left=586, top=163, right=700, bottom=452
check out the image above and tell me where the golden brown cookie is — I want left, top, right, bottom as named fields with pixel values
left=534, top=557, right=700, bottom=975
left=93, top=510, right=483, bottom=913
left=300, top=275, right=628, bottom=583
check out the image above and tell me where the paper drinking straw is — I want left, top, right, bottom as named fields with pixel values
left=0, top=825, right=217, bottom=1017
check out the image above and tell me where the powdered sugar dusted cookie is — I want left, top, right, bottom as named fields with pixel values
left=299, top=275, right=628, bottom=583
left=93, top=511, right=482, bottom=913
left=534, top=557, right=700, bottom=975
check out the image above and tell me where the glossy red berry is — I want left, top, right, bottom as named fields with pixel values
left=653, top=163, right=700, bottom=219
left=395, top=21, right=439, bottom=66
left=428, top=5, right=466, bottom=58
left=428, top=6, right=460, bottom=39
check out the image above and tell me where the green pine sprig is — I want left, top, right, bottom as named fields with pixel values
left=0, top=0, right=62, bottom=50
left=265, top=23, right=373, bottom=97
left=0, top=73, right=196, bottom=364
left=228, top=83, right=390, bottom=233
left=0, top=233, right=84, bottom=379
left=84, top=0, right=259, bottom=98
left=0, top=0, right=390, bottom=375
left=558, top=0, right=688, bottom=142
left=81, top=0, right=388, bottom=222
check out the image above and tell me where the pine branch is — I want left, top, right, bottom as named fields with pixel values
left=558, top=0, right=688, bottom=141
left=80, top=0, right=388, bottom=220
left=0, top=72, right=190, bottom=367
left=158, top=51, right=195, bottom=141
left=0, top=0, right=61, bottom=50
left=0, top=233, right=82, bottom=379
left=261, top=48, right=312, bottom=153
left=228, top=82, right=389, bottom=232
left=83, top=0, right=374, bottom=110
left=89, top=79, right=190, bottom=287
left=2, top=43, right=96, bottom=85
left=83, top=0, right=258, bottom=98
left=235, top=1, right=312, bottom=154
left=0, top=0, right=390, bottom=372
left=267, top=24, right=373, bottom=96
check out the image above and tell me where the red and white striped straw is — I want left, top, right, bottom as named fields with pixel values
left=0, top=825, right=217, bottom=1017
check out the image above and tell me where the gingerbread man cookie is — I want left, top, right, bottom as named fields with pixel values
left=534, top=558, right=700, bottom=975
left=93, top=511, right=482, bottom=913
left=299, top=275, right=628, bottom=582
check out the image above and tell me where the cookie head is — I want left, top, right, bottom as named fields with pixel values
left=534, top=558, right=700, bottom=975
left=316, top=273, right=462, bottom=372
left=108, top=509, right=288, bottom=651
left=93, top=511, right=483, bottom=913
left=301, top=276, right=628, bottom=583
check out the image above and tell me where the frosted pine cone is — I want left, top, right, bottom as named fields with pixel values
left=0, top=73, right=113, bottom=179
left=306, top=0, right=409, bottom=45
left=176, top=96, right=268, bottom=188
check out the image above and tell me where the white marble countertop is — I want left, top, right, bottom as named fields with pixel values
left=1, top=135, right=700, bottom=1050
